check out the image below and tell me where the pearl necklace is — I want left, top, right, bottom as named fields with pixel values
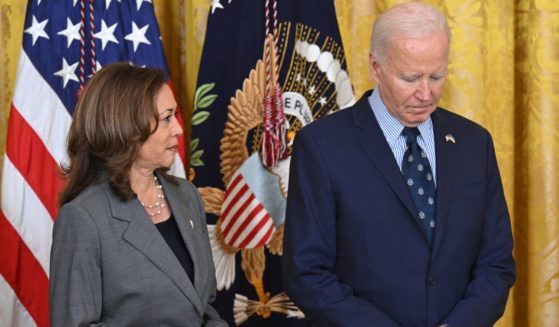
left=141, top=176, right=166, bottom=217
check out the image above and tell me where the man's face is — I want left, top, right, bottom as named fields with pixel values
left=369, top=31, right=449, bottom=127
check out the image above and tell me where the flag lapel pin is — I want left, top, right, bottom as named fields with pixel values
left=445, top=133, right=456, bottom=143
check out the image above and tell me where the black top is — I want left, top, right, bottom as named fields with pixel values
left=155, top=214, right=195, bottom=283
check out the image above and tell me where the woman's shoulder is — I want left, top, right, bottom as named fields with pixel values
left=57, top=180, right=112, bottom=222
left=67, top=180, right=110, bottom=206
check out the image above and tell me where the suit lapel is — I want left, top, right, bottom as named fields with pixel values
left=430, top=109, right=457, bottom=260
left=158, top=174, right=207, bottom=297
left=353, top=92, right=420, bottom=220
left=106, top=182, right=204, bottom=315
left=353, top=92, right=418, bottom=219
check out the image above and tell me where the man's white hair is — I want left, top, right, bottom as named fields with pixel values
left=370, top=2, right=450, bottom=64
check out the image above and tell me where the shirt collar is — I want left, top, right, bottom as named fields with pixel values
left=368, top=87, right=433, bottom=142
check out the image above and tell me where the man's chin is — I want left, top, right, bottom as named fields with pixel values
left=411, top=108, right=436, bottom=122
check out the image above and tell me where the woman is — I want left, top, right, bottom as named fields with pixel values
left=49, top=63, right=226, bottom=326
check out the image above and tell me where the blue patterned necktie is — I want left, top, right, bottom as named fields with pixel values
left=401, top=127, right=436, bottom=244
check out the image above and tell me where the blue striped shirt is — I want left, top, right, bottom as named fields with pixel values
left=368, top=88, right=437, bottom=184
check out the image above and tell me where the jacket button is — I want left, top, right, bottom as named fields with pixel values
left=428, top=276, right=437, bottom=286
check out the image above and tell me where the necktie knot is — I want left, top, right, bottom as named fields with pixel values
left=402, top=127, right=420, bottom=146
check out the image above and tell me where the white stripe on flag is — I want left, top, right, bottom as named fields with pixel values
left=243, top=218, right=275, bottom=249
left=221, top=185, right=251, bottom=231
left=222, top=188, right=253, bottom=232
left=168, top=153, right=186, bottom=179
left=12, top=50, right=72, bottom=166
left=0, top=275, right=37, bottom=327
left=223, top=197, right=261, bottom=245
left=221, top=174, right=244, bottom=216
left=1, top=157, right=53, bottom=276
left=231, top=209, right=270, bottom=248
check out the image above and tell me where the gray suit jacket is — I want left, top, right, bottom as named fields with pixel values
left=50, top=173, right=227, bottom=327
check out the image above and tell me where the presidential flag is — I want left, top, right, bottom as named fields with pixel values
left=0, top=1, right=185, bottom=325
left=190, top=0, right=354, bottom=325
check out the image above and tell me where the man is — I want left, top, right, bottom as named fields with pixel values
left=283, top=2, right=515, bottom=327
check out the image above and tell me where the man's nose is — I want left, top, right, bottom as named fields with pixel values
left=415, top=80, right=430, bottom=101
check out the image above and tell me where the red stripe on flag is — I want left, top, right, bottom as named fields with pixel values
left=176, top=113, right=186, bottom=164
left=228, top=202, right=267, bottom=246
left=221, top=182, right=249, bottom=224
left=0, top=210, right=50, bottom=327
left=222, top=185, right=258, bottom=237
left=167, top=81, right=186, bottom=164
left=6, top=105, right=64, bottom=219
left=237, top=212, right=274, bottom=248
left=223, top=173, right=243, bottom=198
left=259, top=222, right=276, bottom=246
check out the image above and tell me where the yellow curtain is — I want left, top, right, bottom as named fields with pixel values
left=1, top=0, right=558, bottom=325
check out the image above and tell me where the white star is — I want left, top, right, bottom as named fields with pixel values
left=54, top=58, right=79, bottom=88
left=308, top=85, right=316, bottom=95
left=105, top=0, right=121, bottom=9
left=135, top=0, right=152, bottom=11
left=24, top=16, right=49, bottom=46
left=94, top=20, right=119, bottom=50
left=319, top=97, right=327, bottom=106
left=73, top=0, right=78, bottom=6
left=124, top=22, right=151, bottom=52
left=211, top=0, right=223, bottom=14
left=57, top=18, right=81, bottom=48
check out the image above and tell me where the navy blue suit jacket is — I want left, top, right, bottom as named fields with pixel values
left=283, top=91, right=515, bottom=327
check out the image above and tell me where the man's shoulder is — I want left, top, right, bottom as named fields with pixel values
left=301, top=92, right=370, bottom=136
left=306, top=107, right=354, bottom=130
left=435, top=107, right=489, bottom=137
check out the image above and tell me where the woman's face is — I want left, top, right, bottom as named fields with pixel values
left=134, top=84, right=183, bottom=171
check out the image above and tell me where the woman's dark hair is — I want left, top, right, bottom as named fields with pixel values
left=59, top=62, right=175, bottom=205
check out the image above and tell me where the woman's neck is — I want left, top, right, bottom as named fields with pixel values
left=129, top=166, right=156, bottom=197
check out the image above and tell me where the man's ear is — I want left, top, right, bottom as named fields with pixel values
left=369, top=51, right=381, bottom=84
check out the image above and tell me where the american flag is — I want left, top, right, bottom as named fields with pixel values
left=220, top=169, right=276, bottom=249
left=0, top=1, right=186, bottom=326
